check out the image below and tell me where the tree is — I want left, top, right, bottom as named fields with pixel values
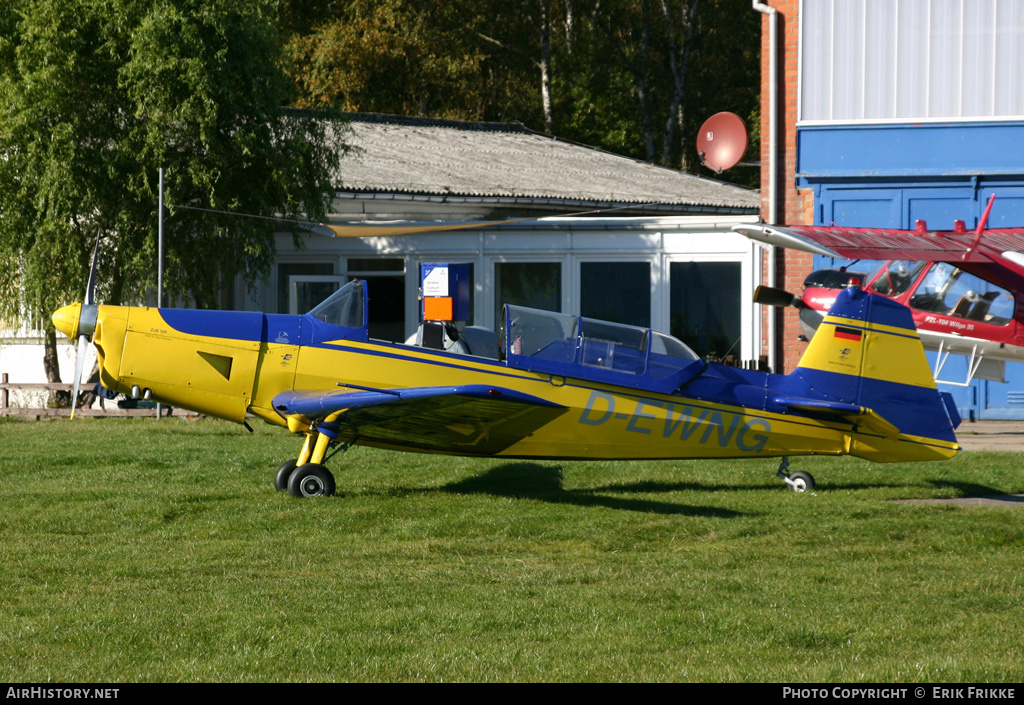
left=278, top=0, right=759, bottom=184
left=282, top=0, right=540, bottom=124
left=532, top=0, right=761, bottom=178
left=0, top=0, right=341, bottom=389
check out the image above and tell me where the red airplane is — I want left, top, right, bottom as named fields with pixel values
left=735, top=195, right=1024, bottom=386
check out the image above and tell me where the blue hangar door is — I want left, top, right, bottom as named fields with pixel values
left=812, top=184, right=1024, bottom=420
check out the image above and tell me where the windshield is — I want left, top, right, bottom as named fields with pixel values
left=870, top=260, right=926, bottom=296
left=506, top=307, right=578, bottom=361
left=909, top=264, right=1014, bottom=325
left=307, top=279, right=364, bottom=328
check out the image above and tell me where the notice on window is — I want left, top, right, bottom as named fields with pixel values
left=422, top=265, right=449, bottom=297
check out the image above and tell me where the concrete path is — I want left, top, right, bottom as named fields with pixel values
left=955, top=420, right=1024, bottom=452
left=897, top=421, right=1024, bottom=507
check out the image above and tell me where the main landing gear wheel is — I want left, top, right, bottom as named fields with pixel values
left=274, top=459, right=298, bottom=492
left=287, top=463, right=336, bottom=498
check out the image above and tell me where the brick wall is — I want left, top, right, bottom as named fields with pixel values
left=758, top=0, right=814, bottom=373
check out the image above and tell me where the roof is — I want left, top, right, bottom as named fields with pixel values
left=333, top=113, right=759, bottom=214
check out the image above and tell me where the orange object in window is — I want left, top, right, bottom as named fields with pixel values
left=424, top=296, right=453, bottom=321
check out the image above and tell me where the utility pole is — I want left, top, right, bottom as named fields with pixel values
left=157, top=167, right=165, bottom=420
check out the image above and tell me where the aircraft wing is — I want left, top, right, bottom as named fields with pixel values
left=272, top=384, right=568, bottom=455
left=733, top=224, right=1024, bottom=263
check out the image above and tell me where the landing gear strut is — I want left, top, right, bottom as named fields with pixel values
left=776, top=456, right=815, bottom=493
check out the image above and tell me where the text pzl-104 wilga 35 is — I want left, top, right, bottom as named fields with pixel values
left=53, top=271, right=961, bottom=498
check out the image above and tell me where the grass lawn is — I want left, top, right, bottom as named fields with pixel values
left=0, top=416, right=1021, bottom=682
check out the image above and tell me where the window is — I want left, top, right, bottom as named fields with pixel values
left=669, top=262, right=741, bottom=359
left=908, top=264, right=1014, bottom=325
left=869, top=261, right=926, bottom=297
left=278, top=262, right=333, bottom=314
left=290, top=276, right=345, bottom=314
left=579, top=261, right=651, bottom=327
left=579, top=317, right=649, bottom=375
left=801, top=0, right=1024, bottom=122
left=506, top=306, right=578, bottom=361
left=503, top=304, right=702, bottom=394
left=494, top=262, right=561, bottom=327
left=348, top=258, right=405, bottom=342
left=419, top=261, right=475, bottom=326
left=308, top=280, right=364, bottom=328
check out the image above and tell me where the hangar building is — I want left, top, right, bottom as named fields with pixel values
left=757, top=0, right=1024, bottom=419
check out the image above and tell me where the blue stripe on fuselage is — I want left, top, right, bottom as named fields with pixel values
left=157, top=308, right=366, bottom=348
left=158, top=308, right=266, bottom=342
left=678, top=362, right=771, bottom=412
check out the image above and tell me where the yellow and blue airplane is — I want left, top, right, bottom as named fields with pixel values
left=52, top=278, right=961, bottom=497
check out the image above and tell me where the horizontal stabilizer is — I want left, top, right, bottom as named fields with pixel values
left=774, top=396, right=900, bottom=438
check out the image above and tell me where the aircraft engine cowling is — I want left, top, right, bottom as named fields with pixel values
left=111, top=306, right=261, bottom=423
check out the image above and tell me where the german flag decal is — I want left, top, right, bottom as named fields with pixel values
left=834, top=326, right=863, bottom=342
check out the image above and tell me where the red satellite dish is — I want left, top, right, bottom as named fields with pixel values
left=696, top=112, right=748, bottom=173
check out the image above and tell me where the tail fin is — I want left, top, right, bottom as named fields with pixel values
left=777, top=284, right=960, bottom=460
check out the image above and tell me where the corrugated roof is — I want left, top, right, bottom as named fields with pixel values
left=334, top=113, right=759, bottom=213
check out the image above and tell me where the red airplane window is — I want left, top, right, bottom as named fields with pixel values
left=908, top=263, right=953, bottom=313
left=870, top=260, right=925, bottom=297
left=908, top=265, right=1014, bottom=326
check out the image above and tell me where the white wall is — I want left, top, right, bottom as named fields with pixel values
left=0, top=334, right=94, bottom=405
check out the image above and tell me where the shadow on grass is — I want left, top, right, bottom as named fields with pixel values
left=926, top=478, right=1008, bottom=497
left=587, top=476, right=952, bottom=495
left=588, top=479, right=784, bottom=494
left=440, top=462, right=746, bottom=518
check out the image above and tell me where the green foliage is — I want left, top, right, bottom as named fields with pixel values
left=1, top=417, right=1022, bottom=681
left=283, top=0, right=540, bottom=123
left=552, top=0, right=761, bottom=179
left=0, top=0, right=340, bottom=325
left=281, top=0, right=760, bottom=182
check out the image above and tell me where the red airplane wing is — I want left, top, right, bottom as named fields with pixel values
left=734, top=224, right=1024, bottom=264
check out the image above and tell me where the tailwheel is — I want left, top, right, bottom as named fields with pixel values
left=788, top=470, right=815, bottom=493
left=274, top=459, right=298, bottom=492
left=776, top=457, right=816, bottom=493
left=287, top=463, right=336, bottom=498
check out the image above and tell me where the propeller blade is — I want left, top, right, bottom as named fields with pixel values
left=70, top=236, right=100, bottom=419
left=70, top=334, right=88, bottom=420
left=85, top=236, right=99, bottom=306
left=753, top=285, right=803, bottom=309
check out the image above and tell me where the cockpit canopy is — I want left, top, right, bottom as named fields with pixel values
left=807, top=261, right=1016, bottom=327
left=302, top=283, right=707, bottom=393
left=503, top=304, right=704, bottom=394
